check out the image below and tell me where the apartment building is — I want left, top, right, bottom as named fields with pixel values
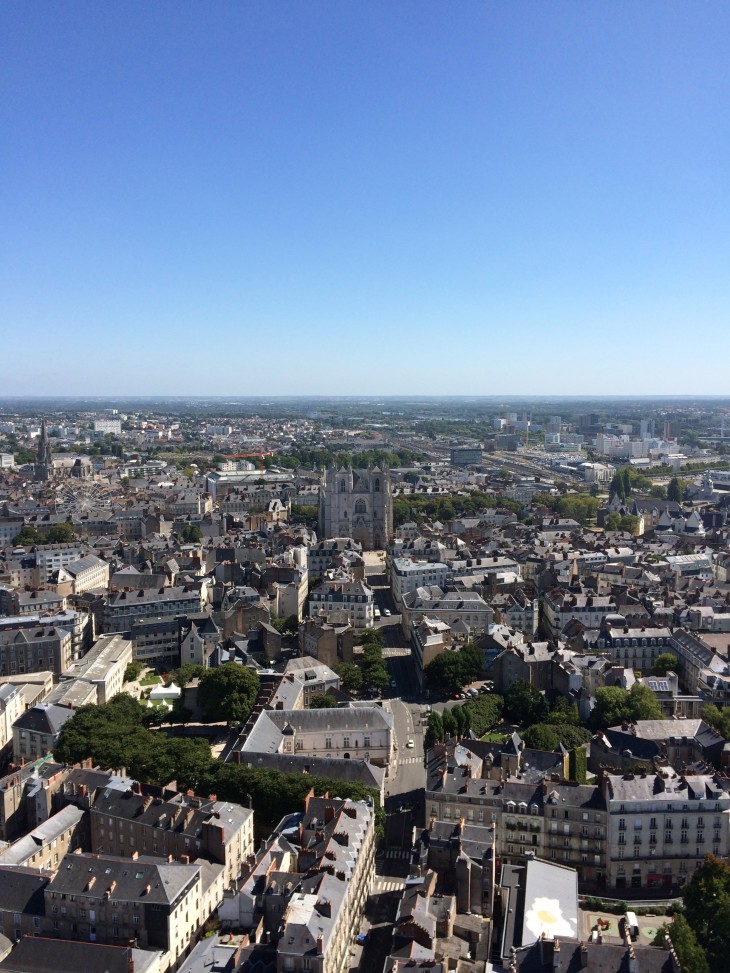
left=542, top=589, right=618, bottom=639
left=0, top=804, right=85, bottom=871
left=45, top=853, right=203, bottom=968
left=33, top=544, right=84, bottom=583
left=53, top=554, right=110, bottom=594
left=604, top=768, right=730, bottom=892
left=389, top=557, right=450, bottom=609
left=401, top=587, right=493, bottom=637
left=308, top=577, right=375, bottom=629
left=103, top=584, right=205, bottom=633
left=0, top=625, right=74, bottom=678
left=88, top=786, right=254, bottom=888
left=12, top=704, right=75, bottom=763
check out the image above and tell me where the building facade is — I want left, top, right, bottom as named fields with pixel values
left=319, top=467, right=392, bottom=550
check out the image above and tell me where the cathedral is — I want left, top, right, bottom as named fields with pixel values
left=319, top=466, right=393, bottom=550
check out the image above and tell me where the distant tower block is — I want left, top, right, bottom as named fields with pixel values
left=319, top=467, right=393, bottom=550
left=34, top=417, right=52, bottom=482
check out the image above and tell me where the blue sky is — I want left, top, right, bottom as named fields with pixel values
left=2, top=2, right=728, bottom=395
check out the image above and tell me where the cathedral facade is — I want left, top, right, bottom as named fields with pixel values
left=319, top=467, right=393, bottom=550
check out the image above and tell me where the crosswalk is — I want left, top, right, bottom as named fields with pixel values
left=383, top=648, right=410, bottom=658
left=379, top=849, right=411, bottom=860
left=399, top=756, right=422, bottom=765
left=374, top=878, right=406, bottom=893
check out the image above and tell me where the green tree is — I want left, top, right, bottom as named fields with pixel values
left=604, top=512, right=622, bottom=531
left=701, top=705, right=730, bottom=741
left=12, top=526, right=43, bottom=546
left=668, top=476, right=683, bottom=503
left=180, top=523, right=203, bottom=543
left=46, top=522, right=75, bottom=543
left=650, top=484, right=667, bottom=500
left=653, top=915, right=709, bottom=973
left=424, top=711, right=444, bottom=751
left=590, top=686, right=632, bottom=731
left=628, top=682, right=662, bottom=721
left=610, top=472, right=626, bottom=502
left=682, top=855, right=730, bottom=973
left=172, top=663, right=205, bottom=688
left=621, top=468, right=632, bottom=497
left=568, top=747, right=587, bottom=784
left=505, top=680, right=548, bottom=725
left=441, top=708, right=457, bottom=738
left=653, top=653, right=679, bottom=676
left=463, top=694, right=504, bottom=736
left=619, top=514, right=640, bottom=535
left=547, top=697, right=580, bottom=726
left=197, top=663, right=259, bottom=724
left=334, top=663, right=363, bottom=694
left=309, top=693, right=338, bottom=709
left=124, top=661, right=143, bottom=683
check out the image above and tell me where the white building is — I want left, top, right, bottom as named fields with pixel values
left=389, top=557, right=449, bottom=609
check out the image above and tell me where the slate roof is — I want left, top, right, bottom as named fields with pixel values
left=0, top=937, right=160, bottom=973
left=0, top=866, right=49, bottom=915
left=13, top=703, right=74, bottom=736
left=49, top=853, right=200, bottom=906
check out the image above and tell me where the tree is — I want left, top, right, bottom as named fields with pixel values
left=463, top=694, right=504, bottom=736
left=653, top=653, right=679, bottom=676
left=172, top=663, right=205, bottom=688
left=334, top=663, right=363, bottom=694
left=441, top=708, right=457, bottom=739
left=628, top=682, right=662, bottom=721
left=668, top=477, right=683, bottom=503
left=701, top=705, right=730, bottom=741
left=619, top=514, right=640, bottom=535
left=652, top=917, right=709, bottom=973
left=423, top=643, right=483, bottom=695
left=604, top=512, right=622, bottom=531
left=46, top=522, right=75, bottom=543
left=650, top=484, right=667, bottom=500
left=590, top=686, right=632, bottom=731
left=309, top=693, right=338, bottom=709
left=610, top=472, right=625, bottom=502
left=424, top=711, right=444, bottom=751
left=682, top=855, right=730, bottom=973
left=271, top=614, right=299, bottom=636
left=521, top=723, right=590, bottom=751
left=590, top=683, right=661, bottom=730
left=505, top=680, right=548, bottom=725
left=197, top=663, right=259, bottom=724
left=12, top=526, right=42, bottom=546
left=547, top=697, right=580, bottom=726
left=621, top=468, right=632, bottom=497
left=180, top=523, right=203, bottom=543
left=124, top=661, right=143, bottom=683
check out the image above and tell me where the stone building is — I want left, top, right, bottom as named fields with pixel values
left=319, top=467, right=392, bottom=550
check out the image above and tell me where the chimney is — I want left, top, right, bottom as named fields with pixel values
left=131, top=849, right=139, bottom=861
left=553, top=938, right=561, bottom=971
left=317, top=935, right=324, bottom=954
left=627, top=946, right=638, bottom=973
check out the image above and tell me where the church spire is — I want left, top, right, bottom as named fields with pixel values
left=34, top=417, right=51, bottom=482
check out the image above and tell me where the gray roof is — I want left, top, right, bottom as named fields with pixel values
left=49, top=852, right=200, bottom=906
left=0, top=805, right=85, bottom=865
left=0, top=937, right=160, bottom=973
left=13, top=703, right=74, bottom=736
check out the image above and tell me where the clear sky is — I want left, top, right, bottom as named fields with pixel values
left=2, top=2, right=729, bottom=395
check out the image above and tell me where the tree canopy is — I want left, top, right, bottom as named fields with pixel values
left=589, top=683, right=662, bottom=731
left=463, top=694, right=504, bottom=736
left=424, top=643, right=483, bottom=694
left=520, top=722, right=591, bottom=752
left=504, top=680, right=549, bottom=725
left=682, top=855, right=730, bottom=973
left=653, top=653, right=679, bottom=676
left=52, top=692, right=381, bottom=833
left=197, top=663, right=259, bottom=724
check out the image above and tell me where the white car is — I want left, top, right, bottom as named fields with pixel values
left=406, top=739, right=415, bottom=749
left=374, top=608, right=381, bottom=620
left=383, top=608, right=391, bottom=616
